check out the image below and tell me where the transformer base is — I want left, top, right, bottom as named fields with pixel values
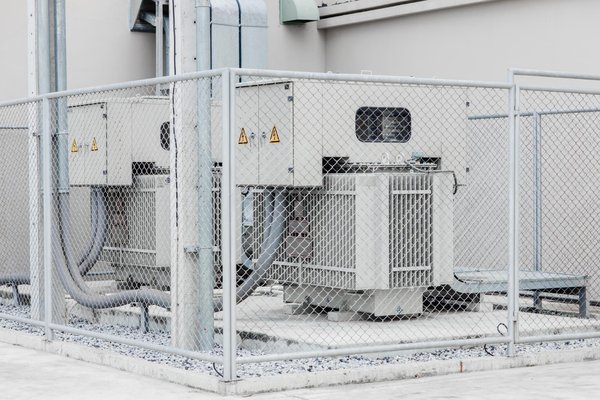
left=283, top=284, right=426, bottom=317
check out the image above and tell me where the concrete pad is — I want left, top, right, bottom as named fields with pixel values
left=231, top=295, right=600, bottom=349
left=4, top=337, right=600, bottom=399
left=0, top=341, right=217, bottom=400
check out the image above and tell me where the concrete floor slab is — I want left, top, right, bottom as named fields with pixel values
left=2, top=340, right=600, bottom=400
left=231, top=295, right=600, bottom=349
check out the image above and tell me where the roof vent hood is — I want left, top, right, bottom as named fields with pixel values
left=280, top=0, right=319, bottom=24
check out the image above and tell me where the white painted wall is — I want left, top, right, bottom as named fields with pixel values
left=0, top=2, right=28, bottom=101
left=266, top=0, right=326, bottom=72
left=0, top=0, right=155, bottom=101
left=66, top=0, right=155, bottom=89
left=323, top=0, right=600, bottom=82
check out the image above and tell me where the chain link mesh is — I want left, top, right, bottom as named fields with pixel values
left=1, top=70, right=599, bottom=382
left=231, top=74, right=511, bottom=359
left=517, top=88, right=600, bottom=335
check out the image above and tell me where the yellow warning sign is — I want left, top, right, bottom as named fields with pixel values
left=269, top=126, right=280, bottom=144
left=91, top=137, right=99, bottom=152
left=70, top=139, right=78, bottom=153
left=238, top=128, right=249, bottom=145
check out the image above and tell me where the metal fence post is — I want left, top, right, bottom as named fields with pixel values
left=507, top=70, right=520, bottom=356
left=532, top=112, right=543, bottom=310
left=221, top=68, right=237, bottom=381
left=42, top=96, right=53, bottom=341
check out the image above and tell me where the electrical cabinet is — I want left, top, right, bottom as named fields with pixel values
left=235, top=81, right=323, bottom=187
left=68, top=97, right=170, bottom=186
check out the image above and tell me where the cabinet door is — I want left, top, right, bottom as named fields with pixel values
left=258, top=82, right=293, bottom=186
left=235, top=85, right=260, bottom=186
left=68, top=103, right=107, bottom=186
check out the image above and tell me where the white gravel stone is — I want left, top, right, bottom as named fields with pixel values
left=1, top=303, right=599, bottom=379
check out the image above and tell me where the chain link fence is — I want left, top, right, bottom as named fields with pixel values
left=0, top=68, right=598, bottom=385
left=515, top=73, right=600, bottom=342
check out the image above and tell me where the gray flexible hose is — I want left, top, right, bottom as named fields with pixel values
left=0, top=188, right=106, bottom=287
left=78, top=188, right=99, bottom=266
left=78, top=189, right=108, bottom=276
left=53, top=243, right=171, bottom=308
left=55, top=191, right=173, bottom=309
left=58, top=194, right=95, bottom=293
left=213, top=189, right=286, bottom=312
left=4, top=187, right=285, bottom=312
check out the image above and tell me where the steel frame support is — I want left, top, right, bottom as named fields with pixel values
left=42, top=97, right=53, bottom=341
left=506, top=70, right=520, bottom=357
left=221, top=68, right=237, bottom=381
left=532, top=112, right=543, bottom=310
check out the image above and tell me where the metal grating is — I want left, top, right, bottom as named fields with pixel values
left=389, top=174, right=433, bottom=288
left=264, top=172, right=436, bottom=290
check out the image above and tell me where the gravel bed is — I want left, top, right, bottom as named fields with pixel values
left=1, top=303, right=600, bottom=379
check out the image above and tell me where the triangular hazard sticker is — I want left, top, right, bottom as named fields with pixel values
left=269, top=126, right=280, bottom=144
left=70, top=139, right=78, bottom=153
left=91, top=137, right=99, bottom=152
left=238, top=128, right=249, bottom=145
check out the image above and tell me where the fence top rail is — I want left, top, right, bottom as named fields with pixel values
left=6, top=68, right=600, bottom=110
left=519, top=84, right=600, bottom=97
left=0, top=68, right=227, bottom=109
left=511, top=68, right=600, bottom=82
left=232, top=68, right=512, bottom=89
left=0, top=67, right=513, bottom=109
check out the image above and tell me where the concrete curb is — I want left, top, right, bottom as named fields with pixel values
left=1, top=327, right=600, bottom=396
left=0, top=328, right=220, bottom=393
left=222, top=346, right=600, bottom=395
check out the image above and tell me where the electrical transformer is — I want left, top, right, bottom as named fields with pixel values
left=66, top=77, right=464, bottom=317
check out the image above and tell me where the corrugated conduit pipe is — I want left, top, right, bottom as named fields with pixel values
left=54, top=188, right=286, bottom=311
left=54, top=191, right=171, bottom=308
left=0, top=188, right=107, bottom=286
left=213, top=189, right=286, bottom=312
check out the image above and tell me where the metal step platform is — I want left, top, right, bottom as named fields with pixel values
left=452, top=268, right=590, bottom=318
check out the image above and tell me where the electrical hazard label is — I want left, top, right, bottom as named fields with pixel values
left=238, top=128, right=249, bottom=145
left=91, top=137, right=99, bottom=152
left=269, top=126, right=280, bottom=144
left=70, top=139, right=78, bottom=153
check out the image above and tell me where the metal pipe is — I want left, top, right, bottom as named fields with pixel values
left=0, top=274, right=30, bottom=285
left=0, top=311, right=223, bottom=364
left=532, top=113, right=543, bottom=310
left=519, top=85, right=600, bottom=96
left=510, top=68, right=600, bottom=82
left=506, top=70, right=518, bottom=357
left=220, top=67, right=236, bottom=381
left=195, top=0, right=214, bottom=350
left=37, top=0, right=51, bottom=95
left=468, top=107, right=600, bottom=121
left=156, top=0, right=164, bottom=79
left=517, top=332, right=600, bottom=344
left=164, top=15, right=171, bottom=76
left=47, top=322, right=224, bottom=363
left=42, top=96, right=53, bottom=339
left=232, top=68, right=512, bottom=89
left=55, top=0, right=68, bottom=193
left=0, top=67, right=511, bottom=108
left=237, top=336, right=509, bottom=364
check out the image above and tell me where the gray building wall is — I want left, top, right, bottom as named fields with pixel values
left=266, top=0, right=326, bottom=72
left=0, top=0, right=155, bottom=102
left=0, top=2, right=28, bottom=101
left=66, top=0, right=155, bottom=90
left=323, top=0, right=600, bottom=81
